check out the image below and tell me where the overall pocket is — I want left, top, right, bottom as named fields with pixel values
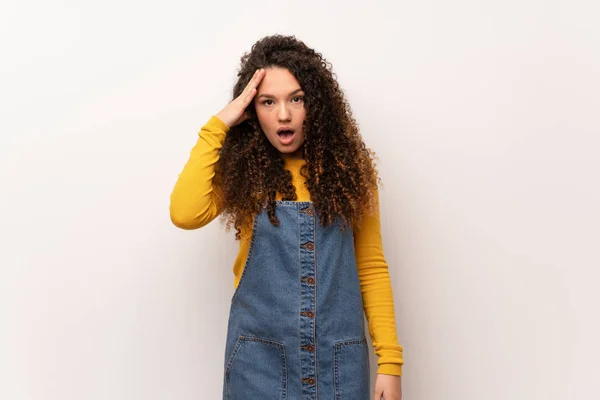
left=333, top=336, right=370, bottom=400
left=225, top=335, right=287, bottom=400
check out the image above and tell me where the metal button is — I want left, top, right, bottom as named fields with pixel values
left=302, top=377, right=316, bottom=385
left=301, top=310, right=315, bottom=318
left=301, top=276, right=315, bottom=284
left=300, top=207, right=315, bottom=216
left=303, top=242, right=314, bottom=250
left=301, top=344, right=315, bottom=352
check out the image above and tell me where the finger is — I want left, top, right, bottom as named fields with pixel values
left=240, top=69, right=258, bottom=97
left=246, top=68, right=264, bottom=94
left=253, top=68, right=265, bottom=85
left=243, top=87, right=257, bottom=105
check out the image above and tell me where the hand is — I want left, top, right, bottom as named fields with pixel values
left=373, top=373, right=402, bottom=400
left=216, top=68, right=266, bottom=128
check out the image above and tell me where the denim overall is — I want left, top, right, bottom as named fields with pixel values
left=222, top=201, right=370, bottom=399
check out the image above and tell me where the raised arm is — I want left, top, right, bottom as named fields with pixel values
left=169, top=69, right=266, bottom=229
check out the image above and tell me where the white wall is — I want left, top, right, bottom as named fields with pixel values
left=1, top=1, right=598, bottom=399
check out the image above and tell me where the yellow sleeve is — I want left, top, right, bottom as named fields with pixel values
left=354, top=187, right=404, bottom=376
left=169, top=115, right=229, bottom=229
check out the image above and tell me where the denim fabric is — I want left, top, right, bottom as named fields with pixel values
left=222, top=201, right=370, bottom=399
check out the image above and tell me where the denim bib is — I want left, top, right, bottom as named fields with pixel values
left=223, top=201, right=370, bottom=399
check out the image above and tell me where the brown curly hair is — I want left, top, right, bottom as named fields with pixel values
left=215, top=34, right=381, bottom=239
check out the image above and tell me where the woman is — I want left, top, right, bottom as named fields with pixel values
left=170, top=34, right=404, bottom=400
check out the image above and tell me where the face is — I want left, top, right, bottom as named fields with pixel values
left=254, top=67, right=306, bottom=158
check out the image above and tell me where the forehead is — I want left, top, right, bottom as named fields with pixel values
left=257, top=67, right=302, bottom=94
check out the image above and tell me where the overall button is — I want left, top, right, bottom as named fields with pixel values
left=300, top=207, right=315, bottom=216
left=302, top=242, right=315, bottom=250
left=306, top=277, right=315, bottom=285
left=302, top=377, right=316, bottom=385
left=301, top=310, right=315, bottom=318
left=301, top=344, right=315, bottom=352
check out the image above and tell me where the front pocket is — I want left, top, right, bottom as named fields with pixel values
left=333, top=336, right=370, bottom=400
left=225, top=335, right=287, bottom=400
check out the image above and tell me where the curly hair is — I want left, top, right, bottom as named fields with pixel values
left=215, top=34, right=381, bottom=240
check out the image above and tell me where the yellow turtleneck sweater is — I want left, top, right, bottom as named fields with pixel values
left=170, top=115, right=404, bottom=376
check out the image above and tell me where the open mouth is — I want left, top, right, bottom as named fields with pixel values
left=277, top=128, right=296, bottom=145
left=277, top=129, right=295, bottom=138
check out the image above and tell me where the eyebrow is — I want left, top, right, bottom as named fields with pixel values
left=257, top=88, right=304, bottom=99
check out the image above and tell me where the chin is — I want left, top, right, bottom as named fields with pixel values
left=265, top=132, right=305, bottom=156
left=279, top=146, right=300, bottom=154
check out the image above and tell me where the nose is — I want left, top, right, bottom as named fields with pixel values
left=277, top=103, right=291, bottom=122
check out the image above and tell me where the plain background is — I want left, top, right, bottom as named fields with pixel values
left=1, top=0, right=599, bottom=399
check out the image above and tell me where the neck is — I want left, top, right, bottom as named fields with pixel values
left=281, top=147, right=304, bottom=161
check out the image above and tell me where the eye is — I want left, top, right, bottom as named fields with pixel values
left=262, top=99, right=274, bottom=106
left=291, top=96, right=304, bottom=103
